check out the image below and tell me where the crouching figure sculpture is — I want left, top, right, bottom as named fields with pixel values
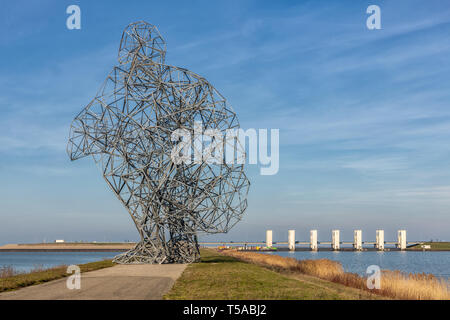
left=67, top=21, right=250, bottom=264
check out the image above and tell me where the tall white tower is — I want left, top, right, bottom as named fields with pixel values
left=310, top=230, right=318, bottom=251
left=266, top=230, right=273, bottom=248
left=353, top=230, right=362, bottom=250
left=376, top=230, right=385, bottom=250
left=332, top=230, right=340, bottom=250
left=397, top=230, right=406, bottom=250
left=288, top=230, right=295, bottom=251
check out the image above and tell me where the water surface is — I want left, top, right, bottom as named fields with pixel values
left=264, top=251, right=450, bottom=278
left=0, top=252, right=121, bottom=273
left=2, top=250, right=449, bottom=279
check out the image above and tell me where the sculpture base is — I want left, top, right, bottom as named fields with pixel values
left=113, top=240, right=200, bottom=264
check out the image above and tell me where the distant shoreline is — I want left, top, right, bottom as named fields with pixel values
left=0, top=242, right=449, bottom=252
left=0, top=249, right=128, bottom=252
left=238, top=247, right=450, bottom=252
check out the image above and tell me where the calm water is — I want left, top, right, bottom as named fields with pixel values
left=264, top=251, right=450, bottom=278
left=0, top=252, right=122, bottom=273
left=1, top=251, right=449, bottom=278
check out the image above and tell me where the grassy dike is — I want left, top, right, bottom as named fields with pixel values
left=0, top=260, right=114, bottom=293
left=164, top=249, right=381, bottom=300
left=408, top=242, right=450, bottom=250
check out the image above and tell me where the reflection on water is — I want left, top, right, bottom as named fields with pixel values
left=264, top=251, right=450, bottom=278
left=0, top=252, right=122, bottom=273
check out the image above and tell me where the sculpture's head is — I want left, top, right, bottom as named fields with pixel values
left=67, top=21, right=166, bottom=162
left=118, top=21, right=166, bottom=65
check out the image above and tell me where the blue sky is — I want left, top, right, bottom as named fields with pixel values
left=1, top=0, right=450, bottom=244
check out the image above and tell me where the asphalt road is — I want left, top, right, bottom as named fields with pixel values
left=0, top=264, right=187, bottom=300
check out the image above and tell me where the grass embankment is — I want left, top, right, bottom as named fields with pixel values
left=164, top=249, right=381, bottom=300
left=223, top=250, right=450, bottom=300
left=408, top=242, right=450, bottom=251
left=0, top=260, right=114, bottom=293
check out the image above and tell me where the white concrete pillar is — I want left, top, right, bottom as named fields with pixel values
left=398, top=230, right=406, bottom=250
left=310, top=230, right=318, bottom=251
left=332, top=230, right=340, bottom=250
left=266, top=230, right=273, bottom=248
left=353, top=230, right=362, bottom=250
left=288, top=230, right=295, bottom=251
left=376, top=230, right=384, bottom=250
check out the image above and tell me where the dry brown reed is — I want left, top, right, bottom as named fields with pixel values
left=0, top=266, right=18, bottom=278
left=221, top=250, right=450, bottom=300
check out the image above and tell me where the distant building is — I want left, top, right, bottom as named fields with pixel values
left=55, top=239, right=65, bottom=243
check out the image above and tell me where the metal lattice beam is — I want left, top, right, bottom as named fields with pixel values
left=67, top=21, right=250, bottom=264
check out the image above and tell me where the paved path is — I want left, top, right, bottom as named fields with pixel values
left=0, top=264, right=187, bottom=300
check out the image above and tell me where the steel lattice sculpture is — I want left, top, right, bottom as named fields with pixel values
left=67, top=21, right=250, bottom=264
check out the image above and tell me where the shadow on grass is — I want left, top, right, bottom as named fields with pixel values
left=199, top=256, right=238, bottom=264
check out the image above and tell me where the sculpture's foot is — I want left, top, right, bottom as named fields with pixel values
left=113, top=240, right=200, bottom=264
